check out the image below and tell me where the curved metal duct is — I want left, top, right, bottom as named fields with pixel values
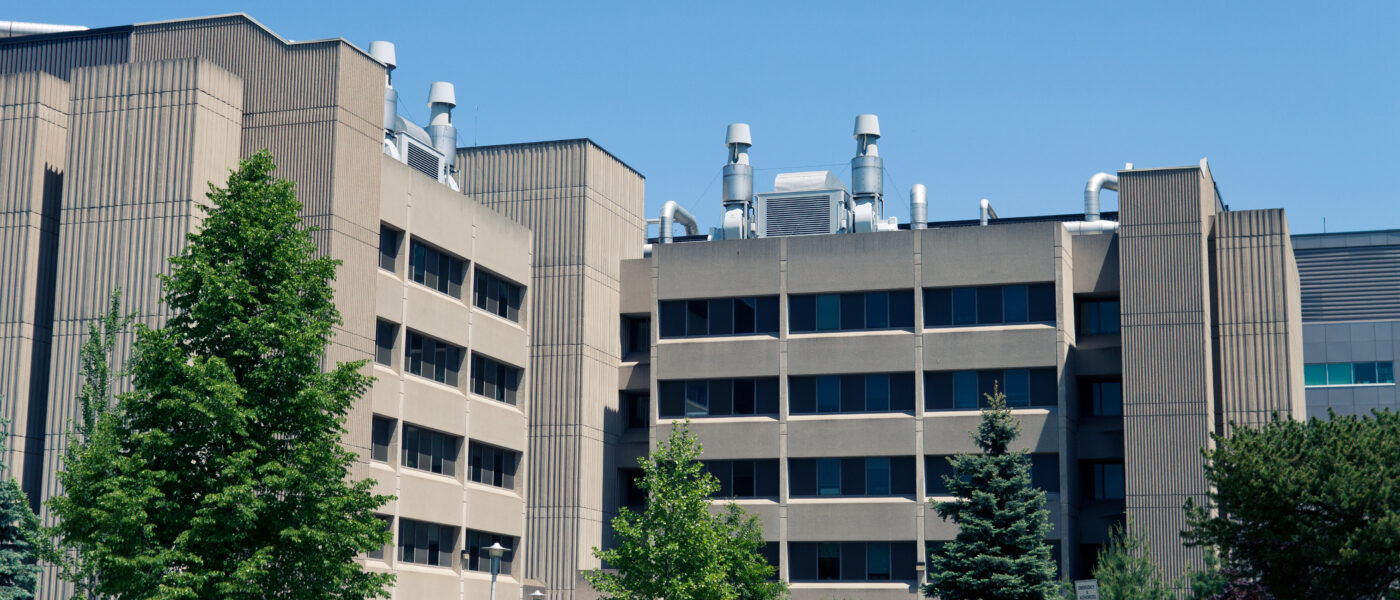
left=0, top=21, right=87, bottom=37
left=910, top=184, right=927, bottom=229
left=1084, top=172, right=1119, bottom=222
left=979, top=198, right=998, bottom=226
left=659, top=201, right=699, bottom=244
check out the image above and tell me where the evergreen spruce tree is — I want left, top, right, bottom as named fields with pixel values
left=46, top=150, right=394, bottom=599
left=0, top=418, right=41, bottom=600
left=924, top=393, right=1058, bottom=600
left=1090, top=521, right=1174, bottom=600
left=588, top=421, right=787, bottom=600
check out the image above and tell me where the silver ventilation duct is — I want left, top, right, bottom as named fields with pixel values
left=659, top=201, right=699, bottom=244
left=427, top=81, right=457, bottom=159
left=0, top=21, right=87, bottom=38
left=910, top=184, right=928, bottom=229
left=369, top=41, right=397, bottom=133
left=850, top=114, right=884, bottom=232
left=1084, top=172, right=1118, bottom=222
left=721, top=123, right=754, bottom=240
left=979, top=198, right=998, bottom=226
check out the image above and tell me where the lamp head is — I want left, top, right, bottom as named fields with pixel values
left=486, top=542, right=508, bottom=559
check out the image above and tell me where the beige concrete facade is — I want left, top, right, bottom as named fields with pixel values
left=618, top=163, right=1304, bottom=597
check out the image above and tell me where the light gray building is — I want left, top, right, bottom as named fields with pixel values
left=611, top=121, right=1305, bottom=598
left=1293, top=229, right=1400, bottom=417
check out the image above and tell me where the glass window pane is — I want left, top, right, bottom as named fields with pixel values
left=1327, top=363, right=1353, bottom=385
left=1029, top=283, right=1056, bottom=322
left=842, top=458, right=866, bottom=497
left=1104, top=463, right=1125, bottom=499
left=977, top=286, right=1003, bottom=324
left=925, top=288, right=952, bottom=327
left=1081, top=301, right=1100, bottom=335
left=1096, top=381, right=1123, bottom=416
left=1003, top=285, right=1028, bottom=323
left=710, top=379, right=733, bottom=416
left=735, top=297, right=756, bottom=334
left=817, top=459, right=841, bottom=496
left=733, top=461, right=755, bottom=497
left=1102, top=300, right=1120, bottom=333
left=867, top=542, right=891, bottom=580
left=817, top=542, right=841, bottom=580
left=954, top=371, right=979, bottom=409
left=866, top=292, right=889, bottom=329
left=840, top=375, right=866, bottom=412
left=757, top=377, right=779, bottom=414
left=710, top=299, right=734, bottom=335
left=816, top=375, right=840, bottom=413
left=1379, top=362, right=1395, bottom=384
left=685, top=380, right=709, bottom=417
left=925, top=372, right=952, bottom=410
left=659, top=301, right=686, bottom=337
left=790, top=459, right=816, bottom=496
left=1304, top=364, right=1326, bottom=386
left=840, top=293, right=865, bottom=330
left=789, top=376, right=816, bottom=414
left=1354, top=362, right=1378, bottom=384
left=756, top=296, right=780, bottom=333
left=816, top=294, right=841, bottom=331
left=1005, top=369, right=1030, bottom=407
left=952, top=288, right=977, bottom=325
left=789, top=295, right=816, bottom=333
left=866, top=374, right=890, bottom=412
left=687, top=300, right=709, bottom=336
left=890, top=373, right=914, bottom=411
left=1030, top=368, right=1058, bottom=406
left=733, top=379, right=756, bottom=415
left=866, top=457, right=890, bottom=495
left=889, top=291, right=915, bottom=328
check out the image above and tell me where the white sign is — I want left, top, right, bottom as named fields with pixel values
left=1074, top=579, right=1099, bottom=600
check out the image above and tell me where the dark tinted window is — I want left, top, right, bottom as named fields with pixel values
left=792, top=291, right=914, bottom=333
left=659, top=296, right=780, bottom=338
left=705, top=459, right=780, bottom=498
left=926, top=368, right=1057, bottom=410
left=1031, top=453, right=1060, bottom=492
left=623, top=392, right=649, bottom=429
left=468, top=441, right=520, bottom=490
left=1078, top=297, right=1121, bottom=336
left=790, top=373, right=916, bottom=414
left=927, top=283, right=1056, bottom=327
left=790, top=457, right=915, bottom=497
left=1080, top=379, right=1123, bottom=416
left=623, top=316, right=650, bottom=356
left=789, top=541, right=919, bottom=581
left=401, top=424, right=460, bottom=477
left=659, top=301, right=686, bottom=337
left=371, top=416, right=394, bottom=463
left=405, top=331, right=462, bottom=386
left=409, top=239, right=466, bottom=298
left=375, top=320, right=397, bottom=366
left=657, top=378, right=780, bottom=418
left=474, top=269, right=524, bottom=322
left=465, top=530, right=517, bottom=574
left=470, top=353, right=522, bottom=405
left=399, top=519, right=456, bottom=567
left=379, top=225, right=401, bottom=272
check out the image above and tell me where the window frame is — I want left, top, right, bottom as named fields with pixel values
left=789, top=290, right=915, bottom=334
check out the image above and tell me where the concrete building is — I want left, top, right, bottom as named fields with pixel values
left=612, top=120, right=1305, bottom=598
left=1, top=15, right=539, bottom=599
left=1293, top=229, right=1400, bottom=417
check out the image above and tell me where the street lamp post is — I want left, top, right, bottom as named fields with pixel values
left=529, top=590, right=546, bottom=600
left=486, top=542, right=507, bottom=600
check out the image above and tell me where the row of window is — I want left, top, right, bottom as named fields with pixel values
left=379, top=226, right=524, bottom=323
left=370, top=416, right=521, bottom=490
left=374, top=322, right=523, bottom=405
left=789, top=541, right=918, bottom=582
left=653, top=287, right=1124, bottom=338
left=1304, top=361, right=1395, bottom=386
left=789, top=373, right=916, bottom=413
left=373, top=517, right=516, bottom=574
left=621, top=455, right=1078, bottom=500
left=657, top=378, right=781, bottom=418
left=924, top=368, right=1058, bottom=410
left=923, top=284, right=1056, bottom=327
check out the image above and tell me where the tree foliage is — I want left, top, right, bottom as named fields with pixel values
left=0, top=418, right=40, bottom=600
left=924, top=393, right=1058, bottom=600
left=1183, top=410, right=1400, bottom=600
left=1089, top=521, right=1173, bottom=600
left=46, top=150, right=394, bottom=600
left=587, top=421, right=787, bottom=600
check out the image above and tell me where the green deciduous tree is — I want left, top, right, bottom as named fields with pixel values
left=924, top=393, right=1058, bottom=600
left=1183, top=410, right=1400, bottom=600
left=46, top=150, right=394, bottom=599
left=587, top=421, right=787, bottom=600
left=0, top=417, right=41, bottom=600
left=1089, top=521, right=1173, bottom=600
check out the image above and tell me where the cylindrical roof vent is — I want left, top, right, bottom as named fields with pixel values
left=427, top=81, right=457, bottom=158
left=369, top=41, right=397, bottom=74
left=722, top=123, right=754, bottom=240
left=910, top=184, right=927, bottom=229
left=851, top=114, right=883, bottom=200
left=369, top=41, right=397, bottom=132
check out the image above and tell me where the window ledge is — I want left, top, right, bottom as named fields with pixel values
left=406, top=280, right=468, bottom=305
left=788, top=412, right=914, bottom=421
left=658, top=416, right=778, bottom=425
left=924, top=322, right=1055, bottom=332
left=469, top=394, right=524, bottom=414
left=465, top=481, right=522, bottom=499
left=924, top=407, right=1055, bottom=417
left=787, top=496, right=918, bottom=505
left=463, top=571, right=518, bottom=583
left=790, top=581, right=916, bottom=589
left=404, top=373, right=464, bottom=394
left=401, top=467, right=459, bottom=485
left=709, top=497, right=779, bottom=506
left=470, top=306, right=524, bottom=329
left=788, top=328, right=913, bottom=339
left=1305, top=383, right=1395, bottom=388
left=657, top=333, right=779, bottom=344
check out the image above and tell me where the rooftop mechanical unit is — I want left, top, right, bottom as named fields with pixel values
left=754, top=171, right=852, bottom=237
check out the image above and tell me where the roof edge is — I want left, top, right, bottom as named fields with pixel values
left=457, top=138, right=644, bottom=179
left=130, top=13, right=378, bottom=63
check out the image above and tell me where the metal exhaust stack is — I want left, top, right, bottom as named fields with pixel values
left=1084, top=172, right=1118, bottom=222
left=910, top=184, right=927, bottom=229
left=0, top=21, right=87, bottom=38
left=368, top=41, right=397, bottom=133
left=979, top=198, right=998, bottom=226
left=851, top=114, right=884, bottom=232
left=721, top=123, right=754, bottom=240
left=427, top=81, right=457, bottom=159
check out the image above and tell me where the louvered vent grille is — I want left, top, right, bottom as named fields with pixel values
left=764, top=195, right=831, bottom=237
left=1296, top=245, right=1400, bottom=321
left=406, top=143, right=441, bottom=180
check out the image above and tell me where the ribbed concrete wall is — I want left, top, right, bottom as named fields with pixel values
left=1293, top=230, right=1400, bottom=321
left=36, top=58, right=243, bottom=600
left=0, top=72, right=68, bottom=502
left=1211, top=209, right=1305, bottom=432
left=456, top=140, right=645, bottom=600
left=130, top=15, right=387, bottom=464
left=1116, top=164, right=1216, bottom=583
left=0, top=27, right=132, bottom=80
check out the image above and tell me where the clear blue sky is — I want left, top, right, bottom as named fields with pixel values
left=15, top=1, right=1399, bottom=234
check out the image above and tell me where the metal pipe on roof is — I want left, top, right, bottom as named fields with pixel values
left=0, top=21, right=87, bottom=37
left=426, top=82, right=458, bottom=159
left=910, top=184, right=928, bottom=229
left=1084, top=172, right=1119, bottom=222
left=979, top=198, right=998, bottom=226
left=659, top=200, right=699, bottom=244
left=368, top=41, right=397, bottom=133
left=721, top=123, right=754, bottom=240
